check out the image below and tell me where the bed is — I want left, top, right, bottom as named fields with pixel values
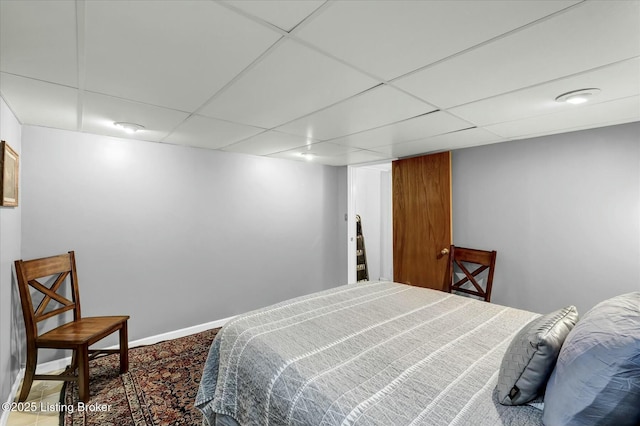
left=195, top=281, right=552, bottom=425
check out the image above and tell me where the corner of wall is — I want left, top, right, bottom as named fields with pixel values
left=0, top=96, right=23, bottom=409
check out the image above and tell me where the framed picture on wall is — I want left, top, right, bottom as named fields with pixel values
left=0, top=140, right=19, bottom=207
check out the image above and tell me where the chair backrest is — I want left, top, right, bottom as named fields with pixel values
left=14, top=251, right=81, bottom=342
left=448, top=245, right=497, bottom=302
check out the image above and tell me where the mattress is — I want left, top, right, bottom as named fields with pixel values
left=196, top=281, right=544, bottom=425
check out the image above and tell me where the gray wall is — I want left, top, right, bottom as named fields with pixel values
left=336, top=166, right=349, bottom=283
left=354, top=165, right=393, bottom=281
left=452, top=122, right=640, bottom=315
left=20, top=125, right=347, bottom=363
left=0, top=98, right=22, bottom=406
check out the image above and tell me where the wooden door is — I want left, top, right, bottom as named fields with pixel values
left=393, top=152, right=452, bottom=290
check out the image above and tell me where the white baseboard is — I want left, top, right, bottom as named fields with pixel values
left=123, top=316, right=234, bottom=349
left=1, top=368, right=25, bottom=426
left=1, top=316, right=234, bottom=426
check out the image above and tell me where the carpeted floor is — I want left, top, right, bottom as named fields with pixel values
left=60, top=327, right=220, bottom=426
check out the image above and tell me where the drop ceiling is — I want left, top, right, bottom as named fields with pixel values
left=1, top=0, right=639, bottom=166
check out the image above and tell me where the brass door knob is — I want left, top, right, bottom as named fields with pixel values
left=440, top=248, right=450, bottom=255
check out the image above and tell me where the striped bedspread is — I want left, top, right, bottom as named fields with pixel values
left=196, top=281, right=544, bottom=426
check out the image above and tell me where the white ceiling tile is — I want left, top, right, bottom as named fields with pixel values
left=269, top=142, right=390, bottom=166
left=295, top=0, right=578, bottom=80
left=222, top=131, right=316, bottom=156
left=449, top=58, right=640, bottom=126
left=331, top=111, right=471, bottom=150
left=0, top=74, right=78, bottom=130
left=484, top=96, right=640, bottom=139
left=394, top=1, right=640, bottom=108
left=318, top=150, right=393, bottom=167
left=199, top=39, right=379, bottom=128
left=83, top=1, right=281, bottom=112
left=275, top=85, right=435, bottom=140
left=163, top=114, right=264, bottom=149
left=296, top=142, right=356, bottom=156
left=221, top=0, right=325, bottom=32
left=268, top=141, right=355, bottom=162
left=372, top=128, right=505, bottom=158
left=82, top=92, right=190, bottom=142
left=0, top=0, right=78, bottom=87
left=505, top=118, right=640, bottom=142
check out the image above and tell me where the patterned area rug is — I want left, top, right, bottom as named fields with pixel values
left=60, top=327, right=220, bottom=426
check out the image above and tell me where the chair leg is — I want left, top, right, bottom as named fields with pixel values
left=18, top=347, right=37, bottom=402
left=119, top=322, right=129, bottom=373
left=69, top=348, right=78, bottom=371
left=77, top=345, right=90, bottom=403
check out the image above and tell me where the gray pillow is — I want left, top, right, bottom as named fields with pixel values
left=542, top=292, right=640, bottom=426
left=497, top=305, right=578, bottom=405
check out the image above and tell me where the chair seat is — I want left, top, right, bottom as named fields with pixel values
left=37, top=316, right=129, bottom=348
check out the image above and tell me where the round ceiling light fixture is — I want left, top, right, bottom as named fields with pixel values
left=555, top=88, right=601, bottom=105
left=114, top=122, right=145, bottom=134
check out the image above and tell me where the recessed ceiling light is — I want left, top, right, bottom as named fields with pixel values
left=299, top=152, right=315, bottom=161
left=555, top=88, right=601, bottom=105
left=114, top=122, right=145, bottom=134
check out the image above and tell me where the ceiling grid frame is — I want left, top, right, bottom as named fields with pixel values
left=0, top=0, right=637, bottom=165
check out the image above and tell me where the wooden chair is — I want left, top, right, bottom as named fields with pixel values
left=14, top=251, right=129, bottom=403
left=447, top=245, right=497, bottom=302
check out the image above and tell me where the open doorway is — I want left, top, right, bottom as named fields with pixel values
left=347, top=162, right=393, bottom=284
